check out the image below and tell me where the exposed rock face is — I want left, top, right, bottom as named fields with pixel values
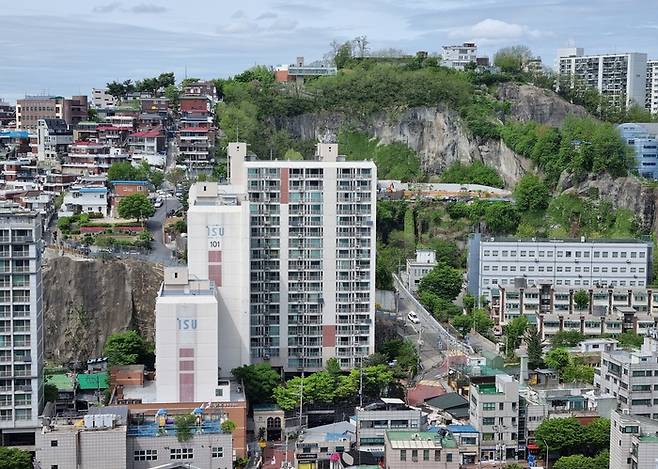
left=496, top=82, right=589, bottom=126
left=43, top=256, right=162, bottom=364
left=559, top=172, right=658, bottom=234
left=280, top=106, right=535, bottom=188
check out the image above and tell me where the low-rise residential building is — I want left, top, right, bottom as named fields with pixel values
left=295, top=420, right=355, bottom=469
left=469, top=374, right=519, bottom=462
left=274, top=56, right=337, bottom=83
left=445, top=424, right=479, bottom=465
left=618, top=122, right=658, bottom=179
left=441, top=42, right=477, bottom=70
left=58, top=185, right=108, bottom=217
left=356, top=398, right=426, bottom=454
left=63, top=141, right=128, bottom=176
left=406, top=249, right=437, bottom=293
left=140, top=97, right=170, bottom=115
left=177, top=126, right=215, bottom=170
left=128, top=129, right=164, bottom=155
left=180, top=96, right=211, bottom=115
left=595, top=334, right=658, bottom=418
left=73, top=121, right=99, bottom=142
left=110, top=180, right=149, bottom=217
left=91, top=88, right=117, bottom=109
left=183, top=80, right=218, bottom=102
left=384, top=430, right=459, bottom=469
left=610, top=409, right=658, bottom=469
left=35, top=406, right=234, bottom=469
left=0, top=99, right=15, bottom=126
left=36, top=118, right=72, bottom=162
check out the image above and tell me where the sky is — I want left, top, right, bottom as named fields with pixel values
left=1, top=0, right=657, bottom=103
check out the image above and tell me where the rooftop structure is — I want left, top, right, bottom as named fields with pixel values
left=441, top=42, right=477, bottom=70
left=406, top=249, right=437, bottom=293
left=275, top=57, right=337, bottom=83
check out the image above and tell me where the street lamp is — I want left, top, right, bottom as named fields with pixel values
left=540, top=438, right=549, bottom=469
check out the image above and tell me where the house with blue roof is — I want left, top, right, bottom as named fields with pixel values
left=58, top=184, right=109, bottom=217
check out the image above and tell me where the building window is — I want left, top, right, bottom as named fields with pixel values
left=423, top=449, right=429, bottom=461
left=134, top=450, right=158, bottom=461
left=483, top=403, right=495, bottom=411
left=400, top=449, right=406, bottom=461
left=170, top=448, right=193, bottom=460
left=483, top=417, right=495, bottom=425
left=447, top=453, right=453, bottom=462
left=212, top=447, right=224, bottom=458
left=50, top=440, right=58, bottom=447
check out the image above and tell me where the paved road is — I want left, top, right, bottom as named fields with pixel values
left=145, top=196, right=181, bottom=266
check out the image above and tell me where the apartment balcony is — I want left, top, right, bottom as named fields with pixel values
left=11, top=236, right=32, bottom=243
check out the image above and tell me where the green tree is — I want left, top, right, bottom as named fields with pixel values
left=545, top=347, right=572, bottom=373
left=534, top=417, right=584, bottom=455
left=325, top=357, right=342, bottom=377
left=334, top=42, right=353, bottom=69
left=165, top=167, right=187, bottom=187
left=440, top=161, right=504, bottom=188
left=418, top=264, right=463, bottom=301
left=103, top=330, right=154, bottom=367
left=493, top=45, right=532, bottom=74
left=551, top=330, right=585, bottom=348
left=504, top=316, right=529, bottom=356
left=583, top=418, right=610, bottom=453
left=149, top=169, right=164, bottom=189
left=231, top=363, right=281, bottom=404
left=463, top=294, right=475, bottom=313
left=514, top=174, right=550, bottom=212
left=452, top=309, right=493, bottom=336
left=283, top=149, right=303, bottom=160
left=164, top=84, right=180, bottom=107
left=108, top=162, right=139, bottom=181
left=573, top=289, right=589, bottom=310
left=175, top=414, right=195, bottom=442
left=221, top=419, right=236, bottom=433
left=553, top=454, right=598, bottom=469
left=525, top=326, right=544, bottom=369
left=44, top=383, right=58, bottom=403
left=0, top=447, right=32, bottom=469
left=561, top=363, right=595, bottom=384
left=117, top=193, right=155, bottom=221
left=617, top=331, right=644, bottom=349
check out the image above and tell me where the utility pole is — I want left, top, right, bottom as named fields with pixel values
left=299, top=371, right=304, bottom=430
left=359, top=362, right=363, bottom=408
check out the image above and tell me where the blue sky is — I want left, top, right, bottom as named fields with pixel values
left=1, top=0, right=656, bottom=102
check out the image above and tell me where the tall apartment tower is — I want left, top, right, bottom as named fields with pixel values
left=647, top=60, right=658, bottom=115
left=178, top=142, right=376, bottom=377
left=0, top=203, right=43, bottom=444
left=557, top=48, right=647, bottom=109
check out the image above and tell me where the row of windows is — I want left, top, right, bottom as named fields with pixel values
left=399, top=449, right=452, bottom=462
left=483, top=249, right=646, bottom=259
left=484, top=265, right=645, bottom=274
left=484, top=278, right=646, bottom=287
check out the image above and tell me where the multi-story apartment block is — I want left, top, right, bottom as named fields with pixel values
left=441, top=42, right=477, bottom=70
left=356, top=398, right=425, bottom=454
left=182, top=80, right=218, bottom=102
left=557, top=48, right=647, bottom=108
left=406, top=249, right=437, bottom=293
left=610, top=410, right=658, bottom=469
left=63, top=141, right=129, bottom=176
left=647, top=60, right=658, bottom=115
left=0, top=100, right=15, bottom=127
left=91, top=88, right=117, bottom=109
left=179, top=142, right=375, bottom=379
left=467, top=234, right=652, bottom=300
left=469, top=375, right=519, bottom=462
left=595, top=334, right=658, bottom=418
left=128, top=129, right=164, bottom=155
left=618, top=122, right=658, bottom=179
left=490, top=284, right=658, bottom=338
left=16, top=95, right=88, bottom=130
left=0, top=203, right=43, bottom=445
left=384, top=430, right=459, bottom=469
left=36, top=118, right=72, bottom=162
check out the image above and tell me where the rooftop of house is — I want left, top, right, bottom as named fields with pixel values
left=477, top=235, right=652, bottom=245
left=77, top=372, right=109, bottom=391
left=446, top=424, right=478, bottom=434
left=386, top=430, right=458, bottom=449
left=47, top=373, right=75, bottom=392
left=130, top=129, right=162, bottom=138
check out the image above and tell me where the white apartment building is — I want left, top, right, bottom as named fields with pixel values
left=155, top=267, right=221, bottom=403
left=467, top=234, right=653, bottom=300
left=595, top=334, right=658, bottom=419
left=0, top=203, right=43, bottom=445
left=468, top=375, right=519, bottom=462
left=356, top=398, right=425, bottom=454
left=610, top=410, right=658, bottom=469
left=58, top=185, right=108, bottom=217
left=647, top=60, right=658, bottom=114
left=406, top=249, right=437, bottom=293
left=557, top=47, right=648, bottom=108
left=36, top=118, right=72, bottom=162
left=442, top=43, right=477, bottom=70
left=91, top=88, right=117, bottom=109
left=182, top=142, right=376, bottom=375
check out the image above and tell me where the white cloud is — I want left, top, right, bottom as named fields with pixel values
left=268, top=18, right=298, bottom=31
left=447, top=18, right=544, bottom=45
left=217, top=21, right=255, bottom=35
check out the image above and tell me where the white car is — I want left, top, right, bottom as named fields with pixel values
left=154, top=198, right=163, bottom=208
left=407, top=311, right=420, bottom=324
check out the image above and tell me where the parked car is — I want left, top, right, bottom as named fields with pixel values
left=154, top=198, right=163, bottom=208
left=407, top=311, right=420, bottom=324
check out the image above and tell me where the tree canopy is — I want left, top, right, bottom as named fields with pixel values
left=231, top=363, right=281, bottom=405
left=0, top=447, right=32, bottom=469
left=439, top=161, right=504, bottom=188
left=117, top=193, right=155, bottom=221
left=103, top=330, right=154, bottom=368
left=418, top=263, right=463, bottom=301
left=514, top=174, right=550, bottom=212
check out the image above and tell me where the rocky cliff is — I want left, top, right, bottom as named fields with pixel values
left=281, top=106, right=534, bottom=187
left=496, top=82, right=589, bottom=126
left=43, top=256, right=162, bottom=364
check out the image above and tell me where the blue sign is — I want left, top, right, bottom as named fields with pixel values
left=177, top=319, right=197, bottom=330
